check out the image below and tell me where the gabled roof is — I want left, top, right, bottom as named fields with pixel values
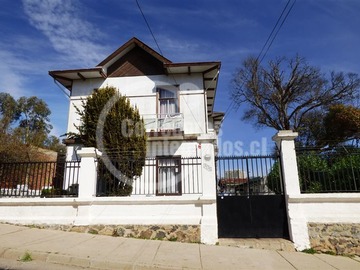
left=48, top=37, right=221, bottom=114
left=97, top=37, right=172, bottom=68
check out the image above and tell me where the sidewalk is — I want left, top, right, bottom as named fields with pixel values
left=0, top=223, right=359, bottom=270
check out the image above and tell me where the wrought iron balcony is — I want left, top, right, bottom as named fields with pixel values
left=142, top=113, right=184, bottom=134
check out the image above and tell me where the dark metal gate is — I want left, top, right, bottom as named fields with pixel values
left=216, top=155, right=289, bottom=238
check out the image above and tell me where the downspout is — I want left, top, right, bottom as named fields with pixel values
left=204, top=69, right=220, bottom=135
left=204, top=89, right=208, bottom=134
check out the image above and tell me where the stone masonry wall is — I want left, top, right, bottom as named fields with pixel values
left=308, top=223, right=360, bottom=255
left=25, top=224, right=201, bottom=243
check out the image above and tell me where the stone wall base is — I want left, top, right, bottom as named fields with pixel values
left=25, top=224, right=201, bottom=243
left=308, top=223, right=360, bottom=255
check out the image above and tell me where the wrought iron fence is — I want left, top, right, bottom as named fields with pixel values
left=0, top=161, right=80, bottom=198
left=296, top=148, right=360, bottom=193
left=216, top=155, right=283, bottom=196
left=96, top=157, right=202, bottom=196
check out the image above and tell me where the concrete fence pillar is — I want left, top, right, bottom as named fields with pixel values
left=200, top=142, right=218, bottom=245
left=272, top=130, right=301, bottom=196
left=77, top=147, right=102, bottom=199
left=272, top=130, right=310, bottom=250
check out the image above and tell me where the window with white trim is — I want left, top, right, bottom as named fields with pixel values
left=158, top=88, right=179, bottom=117
left=156, top=156, right=181, bottom=195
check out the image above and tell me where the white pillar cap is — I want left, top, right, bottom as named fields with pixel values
left=272, top=130, right=298, bottom=142
left=77, top=147, right=102, bottom=158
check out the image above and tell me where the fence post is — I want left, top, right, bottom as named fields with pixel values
left=200, top=142, right=218, bottom=245
left=272, top=130, right=310, bottom=250
left=77, top=147, right=101, bottom=199
left=272, top=131, right=301, bottom=195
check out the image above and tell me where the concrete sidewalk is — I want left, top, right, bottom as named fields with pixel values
left=0, top=224, right=359, bottom=270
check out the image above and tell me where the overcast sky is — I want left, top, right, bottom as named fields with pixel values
left=1, top=0, right=359, bottom=154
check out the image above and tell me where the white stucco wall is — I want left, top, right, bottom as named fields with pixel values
left=273, top=131, right=360, bottom=251
left=67, top=74, right=206, bottom=135
left=286, top=194, right=360, bottom=251
left=147, top=140, right=200, bottom=157
left=288, top=194, right=360, bottom=223
left=0, top=196, right=216, bottom=244
left=0, top=197, right=204, bottom=225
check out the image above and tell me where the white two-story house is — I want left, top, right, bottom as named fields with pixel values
left=49, top=37, right=223, bottom=196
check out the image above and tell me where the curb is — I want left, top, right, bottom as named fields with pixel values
left=0, top=247, right=194, bottom=270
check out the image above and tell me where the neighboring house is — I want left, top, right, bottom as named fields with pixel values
left=49, top=37, right=223, bottom=196
left=218, top=176, right=271, bottom=195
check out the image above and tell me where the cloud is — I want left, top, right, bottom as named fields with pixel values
left=22, top=0, right=107, bottom=67
left=0, top=49, right=28, bottom=97
left=0, top=35, right=61, bottom=98
left=155, top=35, right=202, bottom=61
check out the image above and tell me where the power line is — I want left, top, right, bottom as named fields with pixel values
left=257, top=0, right=292, bottom=63
left=259, top=0, right=296, bottom=63
left=221, top=0, right=296, bottom=125
left=135, top=0, right=204, bottom=133
left=135, top=0, right=163, bottom=56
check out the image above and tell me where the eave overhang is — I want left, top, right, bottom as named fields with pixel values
left=48, top=67, right=107, bottom=91
left=164, top=62, right=221, bottom=114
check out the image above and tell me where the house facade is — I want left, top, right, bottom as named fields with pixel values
left=49, top=37, right=223, bottom=197
left=45, top=38, right=223, bottom=244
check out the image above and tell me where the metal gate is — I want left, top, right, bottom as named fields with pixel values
left=216, top=155, right=289, bottom=238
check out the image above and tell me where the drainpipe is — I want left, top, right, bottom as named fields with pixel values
left=204, top=89, right=208, bottom=134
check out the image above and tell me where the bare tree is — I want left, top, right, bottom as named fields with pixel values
left=231, top=55, right=360, bottom=131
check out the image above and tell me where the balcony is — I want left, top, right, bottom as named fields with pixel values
left=143, top=113, right=184, bottom=138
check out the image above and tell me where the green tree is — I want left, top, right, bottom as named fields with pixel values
left=323, top=104, right=360, bottom=145
left=15, top=96, right=52, bottom=146
left=231, top=55, right=360, bottom=131
left=0, top=93, right=20, bottom=133
left=75, top=86, right=147, bottom=196
left=44, top=135, right=66, bottom=154
left=298, top=104, right=360, bottom=147
left=0, top=92, right=63, bottom=162
left=297, top=109, right=326, bottom=147
left=296, top=153, right=330, bottom=193
left=327, top=149, right=360, bottom=191
left=267, top=152, right=331, bottom=194
left=266, top=160, right=282, bottom=194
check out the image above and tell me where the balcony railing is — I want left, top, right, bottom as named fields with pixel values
left=143, top=113, right=184, bottom=133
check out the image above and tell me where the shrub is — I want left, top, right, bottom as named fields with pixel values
left=75, top=86, right=146, bottom=196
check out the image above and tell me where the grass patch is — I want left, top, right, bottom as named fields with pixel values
left=302, top=248, right=317, bottom=254
left=19, top=252, right=32, bottom=262
left=168, top=237, right=178, bottom=242
left=341, top=253, right=355, bottom=258
left=88, top=229, right=98, bottom=234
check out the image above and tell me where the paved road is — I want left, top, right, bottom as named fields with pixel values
left=0, top=223, right=359, bottom=269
